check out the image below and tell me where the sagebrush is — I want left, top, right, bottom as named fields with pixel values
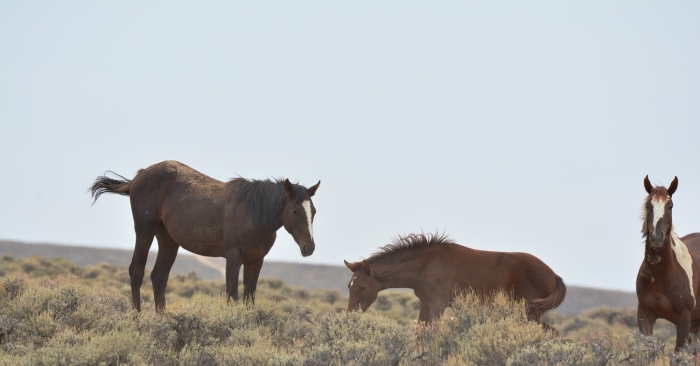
left=1, top=255, right=698, bottom=365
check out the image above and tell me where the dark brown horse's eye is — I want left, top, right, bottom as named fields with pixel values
left=361, top=286, right=366, bottom=290
left=293, top=210, right=297, bottom=214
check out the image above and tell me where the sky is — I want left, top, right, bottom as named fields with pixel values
left=1, top=1, right=699, bottom=292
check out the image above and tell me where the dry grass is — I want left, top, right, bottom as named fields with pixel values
left=1, top=254, right=700, bottom=365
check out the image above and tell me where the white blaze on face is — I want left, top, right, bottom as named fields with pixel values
left=671, top=228, right=695, bottom=307
left=302, top=200, right=314, bottom=240
left=651, top=196, right=669, bottom=236
left=350, top=276, right=355, bottom=287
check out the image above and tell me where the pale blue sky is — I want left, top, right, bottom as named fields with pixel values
left=1, top=1, right=698, bottom=291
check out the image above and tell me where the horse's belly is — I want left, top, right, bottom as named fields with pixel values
left=160, top=198, right=226, bottom=257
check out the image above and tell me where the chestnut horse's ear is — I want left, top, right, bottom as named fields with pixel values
left=644, top=175, right=653, bottom=194
left=362, top=260, right=374, bottom=276
left=668, top=176, right=678, bottom=196
left=344, top=260, right=361, bottom=272
left=307, top=181, right=321, bottom=197
left=284, top=179, right=295, bottom=198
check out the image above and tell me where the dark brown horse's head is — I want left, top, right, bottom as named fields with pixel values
left=642, top=175, right=678, bottom=251
left=344, top=260, right=381, bottom=312
left=282, top=179, right=320, bottom=257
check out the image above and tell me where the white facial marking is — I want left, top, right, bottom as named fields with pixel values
left=651, top=196, right=668, bottom=236
left=671, top=228, right=695, bottom=307
left=302, top=200, right=314, bottom=240
left=350, top=277, right=355, bottom=287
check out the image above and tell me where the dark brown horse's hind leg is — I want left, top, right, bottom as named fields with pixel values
left=129, top=222, right=157, bottom=311
left=243, top=258, right=264, bottom=304
left=152, top=225, right=180, bottom=312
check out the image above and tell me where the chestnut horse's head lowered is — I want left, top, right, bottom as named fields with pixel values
left=642, top=175, right=678, bottom=251
left=344, top=260, right=382, bottom=312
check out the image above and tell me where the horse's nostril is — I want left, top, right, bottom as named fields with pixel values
left=303, top=245, right=308, bottom=252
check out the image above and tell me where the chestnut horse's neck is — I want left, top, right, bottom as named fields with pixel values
left=369, top=252, right=433, bottom=290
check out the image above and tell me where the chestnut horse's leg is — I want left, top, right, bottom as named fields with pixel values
left=129, top=222, right=156, bottom=311
left=151, top=226, right=179, bottom=312
left=637, top=305, right=656, bottom=336
left=242, top=258, right=264, bottom=304
left=225, top=252, right=242, bottom=301
left=675, top=311, right=691, bottom=352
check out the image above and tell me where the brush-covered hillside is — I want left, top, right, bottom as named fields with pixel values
left=1, top=254, right=698, bottom=365
left=0, top=240, right=637, bottom=315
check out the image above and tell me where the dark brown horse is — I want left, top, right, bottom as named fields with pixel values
left=637, top=176, right=700, bottom=351
left=344, top=232, right=566, bottom=327
left=90, top=160, right=320, bottom=311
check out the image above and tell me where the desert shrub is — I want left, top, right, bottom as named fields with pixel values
left=625, top=332, right=668, bottom=365
left=583, top=307, right=637, bottom=328
left=506, top=338, right=594, bottom=366
left=314, top=289, right=341, bottom=305
left=305, top=311, right=411, bottom=366
left=6, top=256, right=700, bottom=366
left=262, top=278, right=284, bottom=289
left=28, top=328, right=142, bottom=366
left=376, top=295, right=392, bottom=311
left=416, top=290, right=553, bottom=365
left=0, top=276, right=24, bottom=300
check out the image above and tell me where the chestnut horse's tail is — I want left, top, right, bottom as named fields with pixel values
left=529, top=275, right=566, bottom=317
left=89, top=171, right=136, bottom=204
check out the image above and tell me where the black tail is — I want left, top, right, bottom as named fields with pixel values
left=89, top=171, right=133, bottom=204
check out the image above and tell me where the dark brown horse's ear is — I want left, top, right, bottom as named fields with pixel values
left=307, top=181, right=321, bottom=197
left=344, top=260, right=361, bottom=272
left=284, top=179, right=295, bottom=198
left=362, top=260, right=374, bottom=276
left=644, top=175, right=653, bottom=194
left=668, top=176, right=678, bottom=196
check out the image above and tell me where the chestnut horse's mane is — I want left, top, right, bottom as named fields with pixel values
left=641, top=186, right=670, bottom=239
left=230, top=178, right=310, bottom=229
left=367, top=232, right=455, bottom=263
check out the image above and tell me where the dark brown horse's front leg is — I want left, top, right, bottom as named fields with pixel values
left=675, top=310, right=691, bottom=352
left=243, top=258, right=264, bottom=304
left=225, top=253, right=242, bottom=301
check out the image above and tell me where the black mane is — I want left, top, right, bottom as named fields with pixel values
left=230, top=178, right=309, bottom=229
left=366, top=232, right=454, bottom=263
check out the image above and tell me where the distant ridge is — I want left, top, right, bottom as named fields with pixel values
left=0, top=240, right=636, bottom=315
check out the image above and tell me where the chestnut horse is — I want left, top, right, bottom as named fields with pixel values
left=90, top=160, right=320, bottom=311
left=637, top=176, right=700, bottom=351
left=345, top=233, right=566, bottom=327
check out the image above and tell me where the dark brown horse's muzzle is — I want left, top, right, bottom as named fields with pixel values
left=300, top=243, right=315, bottom=257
